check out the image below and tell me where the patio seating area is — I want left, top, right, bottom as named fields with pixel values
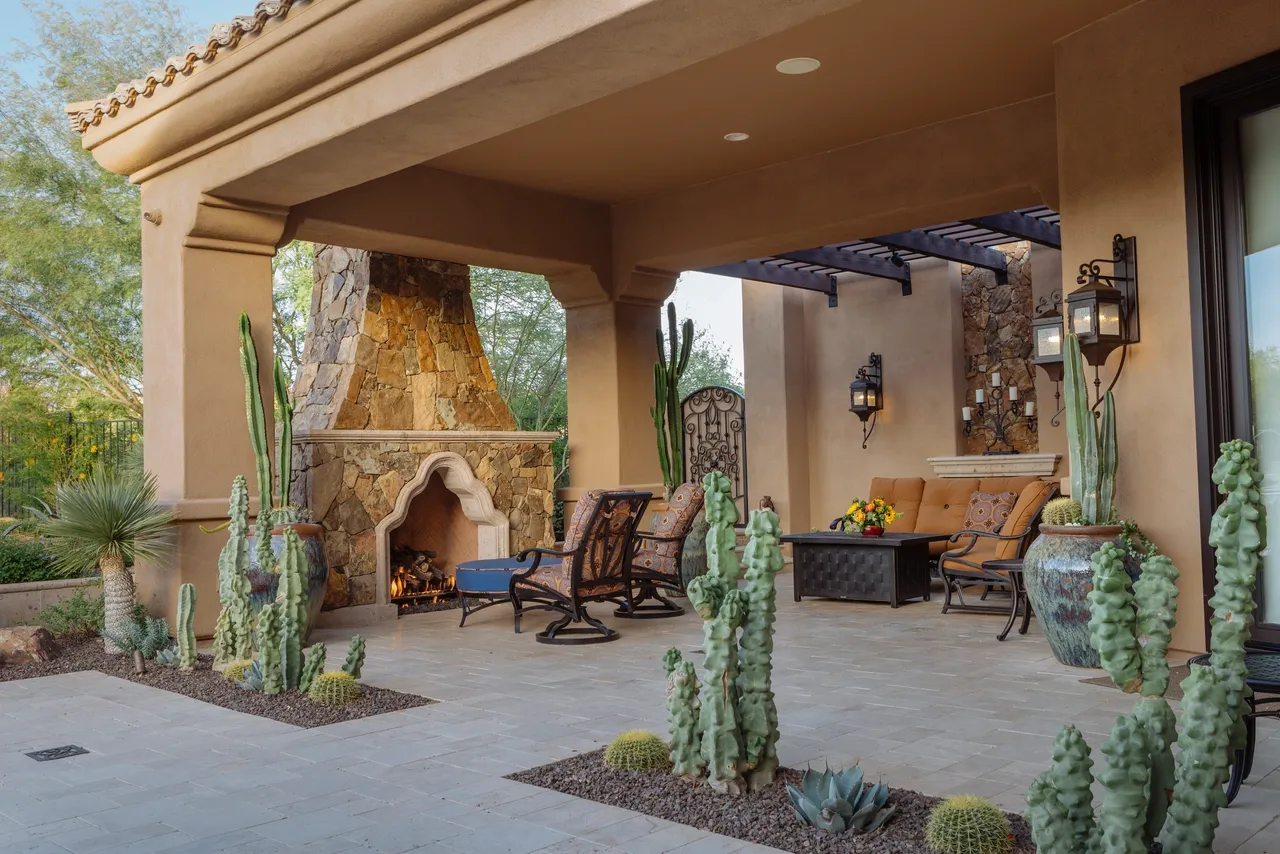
left=1, top=575, right=1277, bottom=854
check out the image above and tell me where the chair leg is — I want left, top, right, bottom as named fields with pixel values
left=1019, top=582, right=1033, bottom=635
left=615, top=582, right=685, bottom=619
left=536, top=607, right=620, bottom=645
left=998, top=585, right=1018, bottom=642
left=940, top=573, right=954, bottom=614
left=511, top=587, right=524, bottom=634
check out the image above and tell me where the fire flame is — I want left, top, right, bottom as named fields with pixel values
left=389, top=566, right=455, bottom=602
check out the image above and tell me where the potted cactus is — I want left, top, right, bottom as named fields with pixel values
left=1022, top=331, right=1122, bottom=667
left=235, top=314, right=328, bottom=631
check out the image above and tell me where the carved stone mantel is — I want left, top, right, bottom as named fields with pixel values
left=927, top=453, right=1061, bottom=478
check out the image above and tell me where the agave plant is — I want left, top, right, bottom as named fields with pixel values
left=786, top=766, right=896, bottom=834
left=40, top=468, right=174, bottom=654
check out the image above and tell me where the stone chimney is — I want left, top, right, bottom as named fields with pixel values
left=293, top=247, right=516, bottom=432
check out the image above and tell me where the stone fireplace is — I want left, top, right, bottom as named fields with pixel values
left=291, top=248, right=556, bottom=624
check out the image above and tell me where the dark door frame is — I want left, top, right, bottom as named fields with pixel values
left=1183, top=47, right=1280, bottom=649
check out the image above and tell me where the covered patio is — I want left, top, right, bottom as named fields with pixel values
left=1, top=584, right=1278, bottom=853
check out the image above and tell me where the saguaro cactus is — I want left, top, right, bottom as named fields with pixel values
left=663, top=648, right=704, bottom=779
left=257, top=602, right=283, bottom=695
left=277, top=528, right=308, bottom=690
left=651, top=302, right=693, bottom=499
left=738, top=508, right=782, bottom=791
left=1062, top=332, right=1117, bottom=524
left=176, top=583, right=197, bottom=671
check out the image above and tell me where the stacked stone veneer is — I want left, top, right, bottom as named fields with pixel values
left=961, top=242, right=1038, bottom=455
left=290, top=247, right=554, bottom=612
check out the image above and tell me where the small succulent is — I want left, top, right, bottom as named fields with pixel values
left=603, top=730, right=672, bottom=772
left=153, top=646, right=178, bottom=667
left=786, top=766, right=896, bottom=834
left=238, top=660, right=265, bottom=692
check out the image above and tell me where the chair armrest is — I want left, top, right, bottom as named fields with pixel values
left=512, top=546, right=575, bottom=579
left=947, top=529, right=1029, bottom=543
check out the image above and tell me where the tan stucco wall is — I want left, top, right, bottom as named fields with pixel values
left=1055, top=0, right=1280, bottom=652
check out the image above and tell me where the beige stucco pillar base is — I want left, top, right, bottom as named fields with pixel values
left=135, top=186, right=286, bottom=636
left=549, top=268, right=676, bottom=517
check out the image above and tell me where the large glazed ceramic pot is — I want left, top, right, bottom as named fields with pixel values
left=679, top=509, right=710, bottom=590
left=1023, top=524, right=1123, bottom=668
left=245, top=522, right=328, bottom=642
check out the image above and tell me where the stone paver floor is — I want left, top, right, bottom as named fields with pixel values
left=0, top=573, right=1277, bottom=853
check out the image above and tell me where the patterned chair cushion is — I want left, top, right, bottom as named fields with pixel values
left=962, top=491, right=1018, bottom=534
left=522, top=560, right=626, bottom=597
left=634, top=483, right=705, bottom=580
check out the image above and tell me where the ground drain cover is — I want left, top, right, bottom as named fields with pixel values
left=26, top=745, right=89, bottom=762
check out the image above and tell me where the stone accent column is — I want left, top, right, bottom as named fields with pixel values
left=961, top=243, right=1038, bottom=454
left=293, top=248, right=516, bottom=432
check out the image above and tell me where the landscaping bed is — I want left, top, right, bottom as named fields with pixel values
left=0, top=637, right=433, bottom=727
left=509, top=750, right=1035, bottom=854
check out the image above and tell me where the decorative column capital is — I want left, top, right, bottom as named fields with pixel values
left=184, top=194, right=289, bottom=257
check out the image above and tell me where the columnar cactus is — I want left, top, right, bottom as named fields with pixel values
left=1135, top=696, right=1177, bottom=845
left=1087, top=542, right=1141, bottom=692
left=1026, top=774, right=1077, bottom=853
left=1162, top=665, right=1232, bottom=852
left=1047, top=724, right=1096, bottom=850
left=1096, top=714, right=1151, bottom=854
left=738, top=508, right=782, bottom=791
left=342, top=635, right=367, bottom=679
left=1133, top=555, right=1180, bottom=698
left=1208, top=438, right=1266, bottom=753
left=256, top=602, right=283, bottom=695
left=1063, top=332, right=1117, bottom=524
left=213, top=476, right=253, bottom=664
left=300, top=643, right=326, bottom=694
left=176, top=583, right=197, bottom=671
left=273, top=356, right=293, bottom=512
left=702, top=470, right=740, bottom=596
left=651, top=302, right=693, bottom=499
left=277, top=528, right=308, bottom=690
left=239, top=313, right=272, bottom=521
left=664, top=650, right=703, bottom=779
left=694, top=586, right=747, bottom=794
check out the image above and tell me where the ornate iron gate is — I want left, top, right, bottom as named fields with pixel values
left=680, top=386, right=747, bottom=520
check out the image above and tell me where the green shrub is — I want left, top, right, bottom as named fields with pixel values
left=0, top=538, right=60, bottom=584
left=34, top=587, right=105, bottom=637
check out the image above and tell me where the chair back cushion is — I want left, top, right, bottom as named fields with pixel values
left=868, top=477, right=925, bottom=532
left=635, top=483, right=705, bottom=579
left=962, top=491, right=1019, bottom=533
left=915, top=478, right=979, bottom=535
left=569, top=491, right=650, bottom=587
left=995, top=480, right=1057, bottom=559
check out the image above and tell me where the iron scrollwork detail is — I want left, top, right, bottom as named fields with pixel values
left=681, top=386, right=747, bottom=521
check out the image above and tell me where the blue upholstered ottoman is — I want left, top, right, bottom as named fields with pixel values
left=454, top=558, right=526, bottom=627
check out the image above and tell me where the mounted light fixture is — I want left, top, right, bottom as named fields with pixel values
left=723, top=132, right=750, bottom=142
left=1030, top=291, right=1068, bottom=427
left=775, top=57, right=821, bottom=75
left=849, top=353, right=883, bottom=449
left=1069, top=234, right=1140, bottom=371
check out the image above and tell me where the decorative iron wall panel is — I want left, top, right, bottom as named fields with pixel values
left=680, top=386, right=747, bottom=520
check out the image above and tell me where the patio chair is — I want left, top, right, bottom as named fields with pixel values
left=938, top=481, right=1057, bottom=620
left=510, top=489, right=652, bottom=644
left=615, top=482, right=705, bottom=619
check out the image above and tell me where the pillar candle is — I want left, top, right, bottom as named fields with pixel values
left=1008, top=385, right=1019, bottom=401
left=990, top=371, right=1001, bottom=387
left=1025, top=401, right=1036, bottom=417
left=975, top=389, right=985, bottom=404
left=961, top=406, right=972, bottom=421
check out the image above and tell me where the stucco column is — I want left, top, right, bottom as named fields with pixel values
left=742, top=280, right=811, bottom=535
left=549, top=268, right=676, bottom=511
left=137, top=185, right=287, bottom=634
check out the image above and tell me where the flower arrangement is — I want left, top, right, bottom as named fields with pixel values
left=840, top=498, right=896, bottom=536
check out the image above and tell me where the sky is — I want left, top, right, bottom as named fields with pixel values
left=1, top=0, right=748, bottom=379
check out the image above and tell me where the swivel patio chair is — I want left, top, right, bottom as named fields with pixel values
left=615, top=481, right=705, bottom=619
left=510, top=489, right=652, bottom=644
left=937, top=481, right=1057, bottom=633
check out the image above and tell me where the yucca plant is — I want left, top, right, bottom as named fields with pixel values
left=40, top=468, right=174, bottom=654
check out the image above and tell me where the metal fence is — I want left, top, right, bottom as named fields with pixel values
left=0, top=416, right=142, bottom=517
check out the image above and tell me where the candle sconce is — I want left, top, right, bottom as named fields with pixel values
left=961, top=370, right=1037, bottom=455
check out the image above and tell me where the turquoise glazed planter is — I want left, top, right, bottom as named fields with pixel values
left=244, top=522, right=328, bottom=642
left=1023, top=524, right=1123, bottom=668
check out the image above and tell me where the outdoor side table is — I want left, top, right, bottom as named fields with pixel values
left=455, top=557, right=549, bottom=628
left=980, top=558, right=1031, bottom=642
left=780, top=532, right=950, bottom=608
left=1187, top=650, right=1280, bottom=804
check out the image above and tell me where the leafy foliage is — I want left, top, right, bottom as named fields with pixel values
left=34, top=587, right=104, bottom=636
left=39, top=467, right=173, bottom=576
left=101, top=614, right=171, bottom=659
left=0, top=537, right=59, bottom=583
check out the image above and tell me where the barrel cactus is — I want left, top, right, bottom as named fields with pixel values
left=1041, top=497, right=1082, bottom=526
left=222, top=659, right=254, bottom=684
left=923, top=794, right=1012, bottom=854
left=308, top=671, right=361, bottom=706
left=603, top=731, right=671, bottom=772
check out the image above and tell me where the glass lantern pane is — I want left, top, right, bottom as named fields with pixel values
left=1035, top=325, right=1062, bottom=357
left=851, top=389, right=866, bottom=407
left=866, top=388, right=877, bottom=407
left=1098, top=303, right=1122, bottom=336
left=1072, top=304, right=1094, bottom=336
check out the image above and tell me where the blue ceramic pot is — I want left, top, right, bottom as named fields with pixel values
left=244, top=523, right=329, bottom=642
left=1023, top=525, right=1123, bottom=668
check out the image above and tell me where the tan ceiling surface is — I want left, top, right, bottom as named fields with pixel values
left=428, top=0, right=1131, bottom=204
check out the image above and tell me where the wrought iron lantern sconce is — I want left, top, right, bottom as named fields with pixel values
left=1030, top=291, right=1068, bottom=427
left=849, top=353, right=883, bottom=449
left=962, top=370, right=1037, bottom=455
left=1068, top=234, right=1141, bottom=405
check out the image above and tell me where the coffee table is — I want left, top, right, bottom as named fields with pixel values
left=780, top=532, right=951, bottom=607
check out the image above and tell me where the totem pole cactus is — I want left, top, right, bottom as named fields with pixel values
left=738, top=508, right=782, bottom=791
left=257, top=602, right=283, bottom=695
left=277, top=528, right=308, bottom=690
left=1046, top=724, right=1096, bottom=851
left=651, top=302, right=693, bottom=500
left=1063, top=332, right=1118, bottom=524
left=703, top=470, right=740, bottom=593
left=1028, top=439, right=1265, bottom=854
left=343, top=635, right=367, bottom=679
left=695, top=586, right=747, bottom=794
left=176, top=583, right=197, bottom=671
left=213, top=475, right=254, bottom=664
left=663, top=649, right=704, bottom=779
left=300, top=642, right=326, bottom=694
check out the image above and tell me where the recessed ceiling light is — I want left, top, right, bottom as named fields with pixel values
left=723, top=132, right=750, bottom=142
left=776, top=57, right=821, bottom=75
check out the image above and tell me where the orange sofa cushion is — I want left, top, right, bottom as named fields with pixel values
left=995, top=480, right=1057, bottom=559
left=914, top=478, right=979, bottom=536
left=868, top=477, right=924, bottom=532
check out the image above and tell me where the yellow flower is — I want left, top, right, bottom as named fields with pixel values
left=78, top=473, right=86, bottom=480
left=131, top=433, right=138, bottom=442
left=886, top=510, right=897, bottom=524
left=846, top=502, right=860, bottom=516
left=854, top=511, right=866, bottom=523
left=874, top=498, right=885, bottom=507
left=90, top=445, right=98, bottom=454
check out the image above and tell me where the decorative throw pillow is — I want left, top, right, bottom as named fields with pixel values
left=963, top=491, right=1018, bottom=533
